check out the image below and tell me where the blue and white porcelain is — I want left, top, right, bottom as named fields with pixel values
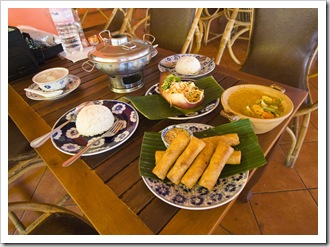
left=158, top=54, right=215, bottom=79
left=26, top=74, right=81, bottom=101
left=142, top=171, right=248, bottom=210
left=32, top=67, right=69, bottom=91
left=145, top=83, right=219, bottom=120
left=142, top=123, right=249, bottom=210
left=161, top=124, right=193, bottom=147
left=51, top=100, right=139, bottom=156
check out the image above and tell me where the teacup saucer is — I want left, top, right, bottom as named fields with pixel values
left=26, top=74, right=81, bottom=101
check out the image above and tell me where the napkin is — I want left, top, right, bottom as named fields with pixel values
left=58, top=46, right=95, bottom=63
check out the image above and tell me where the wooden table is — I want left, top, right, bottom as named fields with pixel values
left=8, top=48, right=307, bottom=235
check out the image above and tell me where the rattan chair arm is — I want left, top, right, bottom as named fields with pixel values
left=294, top=101, right=318, bottom=117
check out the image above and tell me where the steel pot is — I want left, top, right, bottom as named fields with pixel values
left=82, top=31, right=157, bottom=93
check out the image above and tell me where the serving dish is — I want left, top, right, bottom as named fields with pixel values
left=158, top=54, right=215, bottom=78
left=221, top=84, right=294, bottom=134
left=26, top=75, right=81, bottom=101
left=51, top=100, right=139, bottom=156
left=144, top=83, right=219, bottom=120
left=139, top=120, right=266, bottom=209
left=125, top=76, right=223, bottom=120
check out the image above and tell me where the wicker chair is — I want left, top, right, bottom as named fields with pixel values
left=8, top=117, right=98, bottom=235
left=80, top=8, right=134, bottom=35
left=200, top=8, right=224, bottom=46
left=239, top=8, right=318, bottom=168
left=146, top=8, right=203, bottom=54
left=215, top=8, right=253, bottom=65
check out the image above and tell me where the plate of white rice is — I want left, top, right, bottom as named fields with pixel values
left=51, top=100, right=139, bottom=156
left=158, top=54, right=215, bottom=78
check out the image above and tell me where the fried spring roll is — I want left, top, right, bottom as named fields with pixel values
left=155, top=150, right=165, bottom=165
left=202, top=133, right=240, bottom=146
left=226, top=150, right=241, bottom=165
left=152, top=133, right=190, bottom=180
left=199, top=142, right=234, bottom=190
left=181, top=141, right=216, bottom=189
left=167, top=136, right=206, bottom=185
left=156, top=149, right=241, bottom=167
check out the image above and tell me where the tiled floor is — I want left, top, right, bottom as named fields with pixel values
left=8, top=8, right=318, bottom=236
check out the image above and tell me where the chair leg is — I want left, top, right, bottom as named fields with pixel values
left=227, top=26, right=250, bottom=65
left=285, top=113, right=311, bottom=168
left=215, top=8, right=239, bottom=65
left=8, top=211, right=28, bottom=234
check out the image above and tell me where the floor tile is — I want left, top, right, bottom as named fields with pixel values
left=250, top=190, right=318, bottom=235
left=218, top=200, right=261, bottom=235
left=309, top=189, right=318, bottom=204
left=252, top=145, right=306, bottom=193
left=289, top=142, right=318, bottom=189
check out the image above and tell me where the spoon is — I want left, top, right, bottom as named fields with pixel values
left=24, top=88, right=64, bottom=98
left=30, top=101, right=92, bottom=148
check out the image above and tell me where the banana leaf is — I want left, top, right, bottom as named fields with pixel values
left=139, top=119, right=266, bottom=180
left=125, top=76, right=224, bottom=120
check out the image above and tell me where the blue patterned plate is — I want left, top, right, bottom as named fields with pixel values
left=158, top=54, right=215, bottom=79
left=142, top=123, right=249, bottom=210
left=51, top=100, right=139, bottom=156
left=145, top=83, right=219, bottom=120
left=26, top=74, right=81, bottom=101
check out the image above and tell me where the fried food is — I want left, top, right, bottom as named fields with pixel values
left=198, top=142, right=234, bottom=190
left=167, top=136, right=206, bottom=184
left=152, top=132, right=190, bottom=180
left=201, top=133, right=240, bottom=146
left=180, top=141, right=216, bottom=189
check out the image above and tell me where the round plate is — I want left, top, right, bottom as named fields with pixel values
left=158, top=54, right=215, bottom=78
left=142, top=123, right=249, bottom=210
left=26, top=74, right=81, bottom=101
left=145, top=83, right=219, bottom=120
left=51, top=100, right=139, bottom=156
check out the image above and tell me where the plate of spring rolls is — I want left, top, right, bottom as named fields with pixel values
left=139, top=119, right=266, bottom=210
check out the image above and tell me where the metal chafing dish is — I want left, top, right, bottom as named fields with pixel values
left=82, top=31, right=157, bottom=93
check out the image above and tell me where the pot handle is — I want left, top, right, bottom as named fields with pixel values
left=99, top=30, right=111, bottom=42
left=220, top=110, right=240, bottom=122
left=270, top=84, right=286, bottom=93
left=143, top=34, right=156, bottom=45
left=82, top=60, right=95, bottom=72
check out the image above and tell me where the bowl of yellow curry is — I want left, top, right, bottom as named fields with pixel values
left=221, top=84, right=294, bottom=134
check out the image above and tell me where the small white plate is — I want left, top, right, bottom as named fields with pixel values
left=25, top=74, right=81, bottom=101
left=158, top=54, right=215, bottom=78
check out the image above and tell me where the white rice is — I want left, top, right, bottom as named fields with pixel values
left=76, top=105, right=115, bottom=136
left=175, top=56, right=201, bottom=75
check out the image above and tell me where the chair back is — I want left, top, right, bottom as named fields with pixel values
left=240, top=8, right=318, bottom=102
left=149, top=8, right=201, bottom=53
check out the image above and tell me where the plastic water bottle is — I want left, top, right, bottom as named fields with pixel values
left=49, top=8, right=83, bottom=54
left=72, top=8, right=89, bottom=48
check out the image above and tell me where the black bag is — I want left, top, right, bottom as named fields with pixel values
left=8, top=26, right=40, bottom=82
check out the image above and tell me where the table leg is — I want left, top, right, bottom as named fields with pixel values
left=238, top=140, right=278, bottom=203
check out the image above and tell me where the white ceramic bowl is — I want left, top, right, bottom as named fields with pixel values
left=161, top=124, right=193, bottom=147
left=221, top=84, right=294, bottom=134
left=32, top=67, right=69, bottom=91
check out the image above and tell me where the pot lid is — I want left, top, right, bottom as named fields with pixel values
left=88, top=38, right=152, bottom=63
